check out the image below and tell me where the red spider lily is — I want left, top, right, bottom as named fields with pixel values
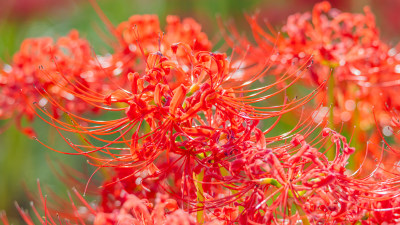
left=227, top=1, right=383, bottom=84
left=10, top=180, right=196, bottom=225
left=116, top=14, right=211, bottom=54
left=221, top=1, right=400, bottom=129
left=210, top=127, right=400, bottom=224
left=0, top=30, right=113, bottom=136
left=3, top=159, right=194, bottom=224
left=32, top=32, right=321, bottom=168
left=107, top=14, right=212, bottom=89
left=8, top=122, right=400, bottom=224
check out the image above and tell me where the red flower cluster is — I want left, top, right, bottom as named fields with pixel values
left=223, top=1, right=400, bottom=129
left=0, top=30, right=112, bottom=136
left=2, top=3, right=400, bottom=225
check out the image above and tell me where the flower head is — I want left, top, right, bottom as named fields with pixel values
left=0, top=30, right=111, bottom=135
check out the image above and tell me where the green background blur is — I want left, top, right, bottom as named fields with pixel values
left=1, top=0, right=399, bottom=224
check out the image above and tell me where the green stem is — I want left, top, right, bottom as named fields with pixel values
left=350, top=99, right=361, bottom=170
left=327, top=68, right=336, bottom=160
left=219, top=166, right=245, bottom=213
left=194, top=170, right=205, bottom=224
left=258, top=178, right=306, bottom=198
left=259, top=178, right=309, bottom=223
left=294, top=203, right=311, bottom=225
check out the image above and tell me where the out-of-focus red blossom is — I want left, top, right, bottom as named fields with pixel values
left=223, top=1, right=400, bottom=129
left=92, top=192, right=191, bottom=225
left=10, top=182, right=196, bottom=225
left=257, top=0, right=351, bottom=27
left=0, top=30, right=112, bottom=136
left=109, top=14, right=212, bottom=87
left=117, top=15, right=211, bottom=54
left=228, top=1, right=382, bottom=83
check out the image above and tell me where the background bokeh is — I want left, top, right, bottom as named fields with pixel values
left=1, top=0, right=399, bottom=224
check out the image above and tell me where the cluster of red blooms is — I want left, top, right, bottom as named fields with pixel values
left=0, top=30, right=112, bottom=136
left=224, top=1, right=400, bottom=130
left=222, top=1, right=400, bottom=169
left=2, top=2, right=400, bottom=224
